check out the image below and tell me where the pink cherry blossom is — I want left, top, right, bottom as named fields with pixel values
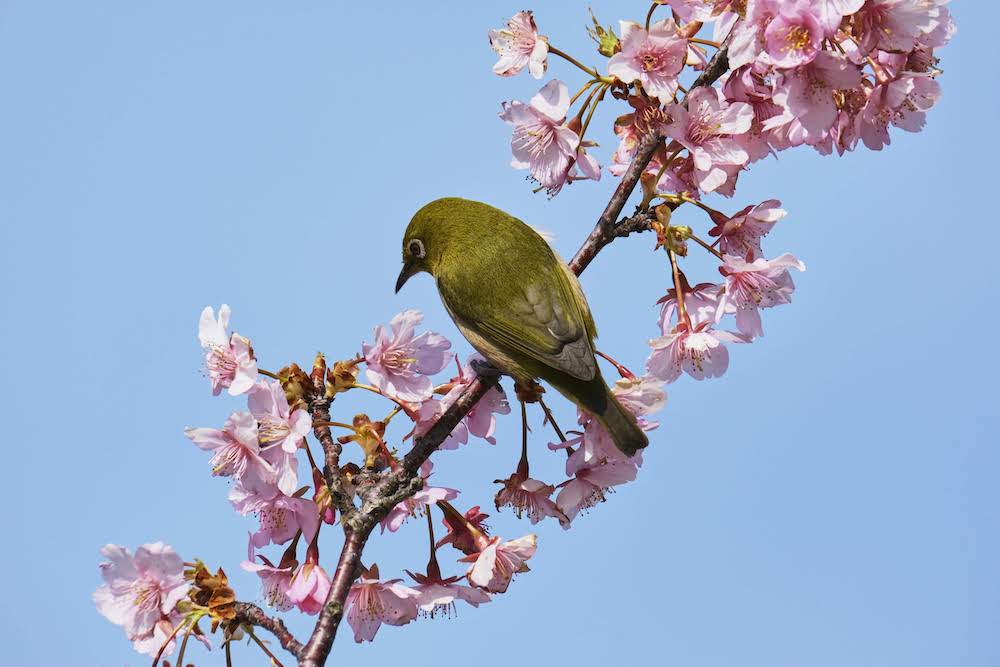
left=717, top=253, right=806, bottom=338
left=708, top=199, right=787, bottom=258
left=852, top=0, right=948, bottom=54
left=229, top=480, right=320, bottom=547
left=443, top=356, right=511, bottom=444
left=817, top=0, right=866, bottom=33
left=765, top=51, right=863, bottom=146
left=657, top=0, right=737, bottom=23
left=286, top=562, right=332, bottom=615
left=93, top=543, right=189, bottom=657
left=248, top=380, right=310, bottom=495
left=723, top=64, right=783, bottom=163
left=460, top=534, right=537, bottom=594
left=612, top=375, right=667, bottom=419
left=405, top=569, right=491, bottom=618
left=198, top=304, right=257, bottom=396
left=663, top=87, right=753, bottom=194
left=658, top=282, right=725, bottom=333
left=241, top=541, right=295, bottom=611
left=555, top=460, right=639, bottom=523
left=499, top=80, right=581, bottom=195
left=647, top=322, right=748, bottom=383
left=763, top=1, right=825, bottom=68
left=608, top=19, right=688, bottom=105
left=495, top=470, right=567, bottom=525
left=184, top=411, right=275, bottom=494
left=381, top=485, right=458, bottom=533
left=858, top=73, right=941, bottom=151
left=363, top=309, right=451, bottom=403
left=489, top=10, right=548, bottom=79
left=345, top=570, right=421, bottom=642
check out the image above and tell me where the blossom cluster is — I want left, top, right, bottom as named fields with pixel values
left=491, top=1, right=951, bottom=384
left=95, top=2, right=952, bottom=662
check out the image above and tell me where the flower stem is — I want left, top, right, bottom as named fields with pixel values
left=548, top=44, right=600, bottom=78
left=247, top=627, right=286, bottom=667
left=313, top=420, right=355, bottom=431
left=690, top=37, right=721, bottom=48
left=668, top=248, right=692, bottom=328
left=537, top=396, right=568, bottom=443
left=690, top=233, right=724, bottom=260
left=570, top=79, right=600, bottom=106
left=174, top=614, right=204, bottom=667
left=645, top=2, right=659, bottom=31
left=580, top=83, right=610, bottom=141
left=225, top=641, right=233, bottom=667
left=350, top=383, right=411, bottom=412
left=151, top=618, right=188, bottom=667
left=258, top=368, right=280, bottom=380
left=596, top=350, right=636, bottom=379
left=517, top=399, right=530, bottom=477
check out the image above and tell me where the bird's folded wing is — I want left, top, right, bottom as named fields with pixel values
left=470, top=273, right=597, bottom=382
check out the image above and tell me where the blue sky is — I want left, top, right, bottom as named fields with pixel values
left=1, top=1, right=996, bottom=665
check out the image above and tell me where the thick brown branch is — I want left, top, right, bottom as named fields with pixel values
left=310, top=398, right=357, bottom=517
left=235, top=602, right=305, bottom=659
left=298, top=529, right=369, bottom=667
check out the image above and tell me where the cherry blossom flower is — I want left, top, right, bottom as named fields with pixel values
left=608, top=19, right=688, bottom=105
left=762, top=1, right=825, bottom=68
left=816, top=0, right=866, bottom=33
left=345, top=567, right=421, bottom=642
left=647, top=322, right=748, bottom=383
left=382, top=485, right=459, bottom=533
left=405, top=569, right=491, bottom=618
left=184, top=411, right=275, bottom=494
left=489, top=11, right=548, bottom=79
left=658, top=282, right=725, bottom=333
left=765, top=51, right=863, bottom=146
left=286, top=561, right=332, bottom=615
left=241, top=541, right=295, bottom=611
left=494, top=469, right=566, bottom=525
left=229, top=480, right=320, bottom=547
left=852, top=0, right=948, bottom=55
left=858, top=73, right=941, bottom=151
left=436, top=505, right=490, bottom=555
left=248, top=380, right=310, bottom=495
left=93, top=543, right=189, bottom=657
left=717, top=253, right=806, bottom=338
left=198, top=304, right=257, bottom=396
left=499, top=80, right=581, bottom=195
left=442, top=356, right=511, bottom=444
left=556, top=459, right=640, bottom=523
left=657, top=0, right=736, bottom=23
left=460, top=534, right=537, bottom=594
left=612, top=375, right=667, bottom=420
left=723, top=64, right=783, bottom=163
left=363, top=309, right=451, bottom=403
left=708, top=199, right=787, bottom=258
left=663, top=87, right=753, bottom=194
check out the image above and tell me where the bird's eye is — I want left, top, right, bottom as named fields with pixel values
left=408, top=239, right=426, bottom=259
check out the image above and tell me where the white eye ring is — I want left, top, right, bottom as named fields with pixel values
left=408, top=239, right=426, bottom=259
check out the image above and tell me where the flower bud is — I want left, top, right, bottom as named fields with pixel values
left=311, top=352, right=327, bottom=393
left=326, top=358, right=360, bottom=398
left=278, top=363, right=313, bottom=407
left=587, top=9, right=620, bottom=57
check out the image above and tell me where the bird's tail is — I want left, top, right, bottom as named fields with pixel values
left=593, top=386, right=648, bottom=457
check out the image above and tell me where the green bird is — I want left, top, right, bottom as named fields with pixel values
left=395, top=197, right=648, bottom=456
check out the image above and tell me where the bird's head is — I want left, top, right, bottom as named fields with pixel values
left=396, top=197, right=475, bottom=293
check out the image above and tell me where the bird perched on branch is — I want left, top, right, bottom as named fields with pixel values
left=395, top=197, right=647, bottom=456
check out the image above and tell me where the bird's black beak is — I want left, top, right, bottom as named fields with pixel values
left=395, top=261, right=417, bottom=294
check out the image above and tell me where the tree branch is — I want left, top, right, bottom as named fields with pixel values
left=295, top=45, right=732, bottom=667
left=311, top=398, right=357, bottom=518
left=235, top=602, right=305, bottom=660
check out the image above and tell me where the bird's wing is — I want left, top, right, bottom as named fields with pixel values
left=445, top=263, right=597, bottom=382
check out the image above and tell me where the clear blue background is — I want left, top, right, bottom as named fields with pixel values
left=2, top=2, right=995, bottom=665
